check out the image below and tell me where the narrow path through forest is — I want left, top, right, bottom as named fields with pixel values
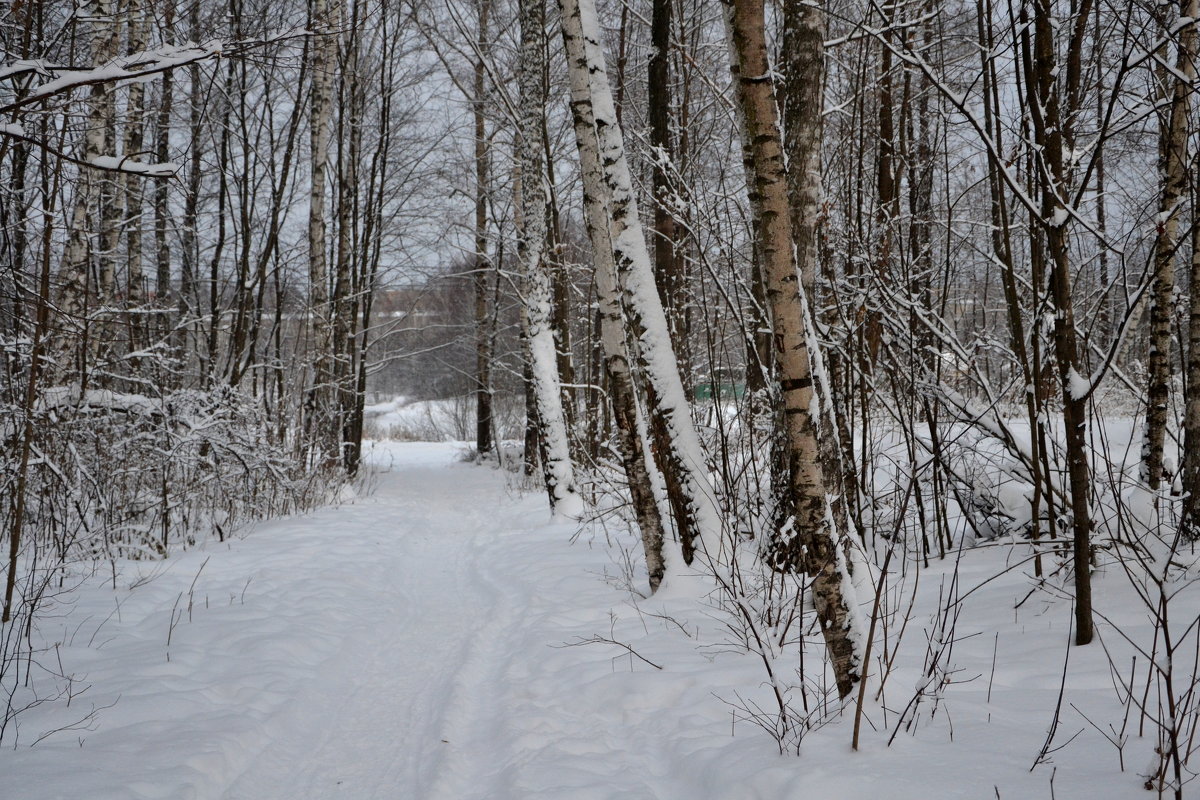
left=221, top=443, right=535, bottom=799
left=6, top=443, right=607, bottom=799
left=211, top=442, right=705, bottom=800
left=8, top=442, right=732, bottom=800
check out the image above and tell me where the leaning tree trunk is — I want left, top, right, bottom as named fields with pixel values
left=519, top=0, right=582, bottom=519
left=725, top=0, right=864, bottom=699
left=560, top=1, right=667, bottom=590
left=559, top=0, right=722, bottom=563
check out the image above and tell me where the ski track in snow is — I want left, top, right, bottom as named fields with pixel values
left=6, top=442, right=593, bottom=800
left=223, top=446, right=527, bottom=800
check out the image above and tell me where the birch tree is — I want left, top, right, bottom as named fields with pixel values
left=560, top=0, right=666, bottom=590
left=307, top=0, right=339, bottom=469
left=1185, top=173, right=1200, bottom=537
left=1174, top=8, right=1200, bottom=535
left=558, top=0, right=722, bottom=564
left=59, top=0, right=122, bottom=355
left=519, top=0, right=582, bottom=519
left=1144, top=0, right=1197, bottom=493
left=724, top=0, right=863, bottom=698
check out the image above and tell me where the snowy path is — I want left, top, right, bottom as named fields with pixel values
left=223, top=447, right=526, bottom=799
left=7, top=441, right=1157, bottom=800
left=12, top=442, right=759, bottom=800
left=7, top=442, right=616, bottom=800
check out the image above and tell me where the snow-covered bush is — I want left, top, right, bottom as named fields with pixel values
left=0, top=369, right=335, bottom=745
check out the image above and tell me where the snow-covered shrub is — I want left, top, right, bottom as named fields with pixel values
left=0, top=371, right=335, bottom=745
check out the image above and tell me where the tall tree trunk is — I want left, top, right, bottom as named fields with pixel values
left=725, top=0, right=864, bottom=699
left=1024, top=0, right=1094, bottom=645
left=519, top=0, right=582, bottom=518
left=780, top=0, right=855, bottom=544
left=153, top=4, right=174, bottom=341
left=173, top=0, right=205, bottom=375
left=978, top=0, right=1046, bottom=574
left=96, top=5, right=122, bottom=311
left=333, top=0, right=362, bottom=471
left=1175, top=9, right=1200, bottom=535
left=561, top=0, right=667, bottom=590
left=558, top=0, right=723, bottom=563
left=4, top=164, right=57, bottom=624
left=1143, top=0, right=1196, bottom=492
left=544, top=118, right=578, bottom=447
left=59, top=0, right=121, bottom=364
left=649, top=0, right=685, bottom=369
left=308, top=0, right=339, bottom=469
left=473, top=0, right=495, bottom=458
left=123, top=0, right=149, bottom=350
left=1185, top=196, right=1200, bottom=536
left=1094, top=0, right=1111, bottom=346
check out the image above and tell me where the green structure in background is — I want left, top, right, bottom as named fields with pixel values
left=692, top=369, right=746, bottom=401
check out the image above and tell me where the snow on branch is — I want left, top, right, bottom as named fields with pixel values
left=0, top=29, right=308, bottom=116
left=0, top=122, right=180, bottom=178
left=89, top=155, right=179, bottom=177
left=0, top=30, right=306, bottom=176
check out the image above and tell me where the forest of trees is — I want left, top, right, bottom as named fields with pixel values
left=4, top=0, right=1200, bottom=793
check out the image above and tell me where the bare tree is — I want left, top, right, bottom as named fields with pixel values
left=519, top=0, right=582, bottom=518
left=724, top=0, right=864, bottom=699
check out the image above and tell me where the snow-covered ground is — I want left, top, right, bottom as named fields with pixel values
left=4, top=441, right=1194, bottom=799
left=363, top=395, right=524, bottom=443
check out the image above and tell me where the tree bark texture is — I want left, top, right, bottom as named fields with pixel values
left=519, top=0, right=583, bottom=519
left=726, top=0, right=864, bottom=698
left=559, top=0, right=723, bottom=562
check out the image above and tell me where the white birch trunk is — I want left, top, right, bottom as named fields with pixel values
left=560, top=5, right=667, bottom=588
left=559, top=0, right=722, bottom=561
left=724, top=0, right=864, bottom=698
left=308, top=0, right=339, bottom=468
left=1174, top=8, right=1200, bottom=533
left=1144, top=0, right=1197, bottom=491
left=60, top=0, right=121, bottom=335
left=519, top=0, right=582, bottom=520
